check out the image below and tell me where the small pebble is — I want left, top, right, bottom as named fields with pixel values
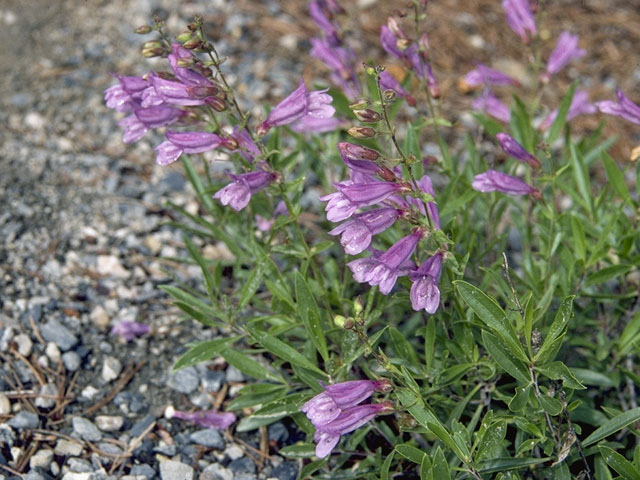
left=201, top=463, right=234, bottom=480
left=29, top=448, right=53, bottom=469
left=130, top=464, right=156, bottom=479
left=35, top=382, right=57, bottom=409
left=13, top=333, right=33, bottom=356
left=45, top=342, right=61, bottom=363
left=61, top=473, right=94, bottom=480
left=72, top=417, right=102, bottom=442
left=40, top=319, right=78, bottom=351
left=225, top=365, right=244, bottom=382
left=81, top=385, right=100, bottom=400
left=201, top=370, right=225, bottom=392
left=190, top=429, right=224, bottom=449
left=159, top=459, right=194, bottom=480
left=67, top=457, right=93, bottom=473
left=130, top=414, right=155, bottom=437
left=89, top=305, right=110, bottom=330
left=167, top=366, right=199, bottom=394
left=7, top=410, right=39, bottom=429
left=94, top=415, right=123, bottom=432
left=0, top=393, right=11, bottom=415
left=62, top=351, right=81, bottom=371
left=54, top=439, right=83, bottom=456
left=101, top=355, right=122, bottom=382
left=229, top=457, right=256, bottom=474
left=225, top=444, right=244, bottom=460
left=271, top=462, right=299, bottom=480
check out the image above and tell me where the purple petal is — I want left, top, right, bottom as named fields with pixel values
left=472, top=169, right=538, bottom=196
left=172, top=409, right=236, bottom=429
left=496, top=132, right=540, bottom=168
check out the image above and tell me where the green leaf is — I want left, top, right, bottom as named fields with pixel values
left=227, top=384, right=286, bottom=410
left=427, top=421, right=469, bottom=462
left=236, top=393, right=307, bottom=431
left=264, top=278, right=296, bottom=310
left=538, top=395, right=563, bottom=416
left=569, top=143, right=593, bottom=216
left=599, top=446, right=640, bottom=480
left=173, top=338, right=236, bottom=371
left=535, top=296, right=574, bottom=364
left=160, top=285, right=224, bottom=321
left=247, top=326, right=327, bottom=377
left=482, top=331, right=530, bottom=384
left=602, top=151, right=633, bottom=205
left=395, top=444, right=426, bottom=464
left=583, top=407, right=640, bottom=447
left=455, top=281, right=528, bottom=362
left=508, top=385, right=531, bottom=412
left=425, top=319, right=436, bottom=374
left=238, top=256, right=269, bottom=310
left=299, top=460, right=325, bottom=479
left=585, top=264, right=632, bottom=287
left=380, top=450, right=395, bottom=480
left=619, top=312, right=640, bottom=356
left=420, top=453, right=432, bottom=480
left=570, top=215, right=587, bottom=263
left=431, top=447, right=451, bottom=479
left=183, top=235, right=217, bottom=300
left=181, top=155, right=216, bottom=213
left=295, top=271, right=329, bottom=362
left=536, top=361, right=586, bottom=390
left=220, top=348, right=284, bottom=383
left=279, top=443, right=316, bottom=458
left=389, top=327, right=419, bottom=364
left=476, top=420, right=507, bottom=461
left=572, top=368, right=619, bottom=388
left=476, top=457, right=550, bottom=474
left=547, top=82, right=577, bottom=144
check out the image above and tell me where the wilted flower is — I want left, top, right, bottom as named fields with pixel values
left=464, top=64, right=520, bottom=88
left=472, top=169, right=540, bottom=197
left=496, top=132, right=541, bottom=168
left=596, top=89, right=640, bottom=125
left=170, top=408, right=236, bottom=429
left=257, top=80, right=335, bottom=135
left=472, top=91, right=511, bottom=123
left=111, top=321, right=150, bottom=341
left=155, top=131, right=233, bottom=166
left=213, top=169, right=277, bottom=211
left=410, top=253, right=443, bottom=313
left=539, top=90, right=596, bottom=130
left=329, top=208, right=401, bottom=255
left=541, top=32, right=586, bottom=82
left=502, top=0, right=537, bottom=43
left=348, top=231, right=422, bottom=294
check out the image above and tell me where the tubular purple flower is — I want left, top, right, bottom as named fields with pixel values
left=472, top=92, right=511, bottom=124
left=348, top=232, right=422, bottom=294
left=291, top=115, right=344, bottom=134
left=168, top=43, right=211, bottom=86
left=380, top=25, right=405, bottom=59
left=416, top=175, right=441, bottom=229
left=309, top=1, right=340, bottom=45
left=320, top=186, right=359, bottom=222
left=379, top=71, right=416, bottom=106
left=310, top=38, right=361, bottom=98
left=541, top=32, right=586, bottom=82
left=140, top=74, right=208, bottom=107
left=338, top=142, right=381, bottom=174
left=118, top=104, right=182, bottom=144
left=171, top=409, right=236, bottom=429
left=409, top=253, right=443, bottom=313
left=232, top=126, right=261, bottom=162
left=329, top=208, right=401, bottom=255
left=155, top=131, right=226, bottom=166
left=502, top=0, right=537, bottom=43
left=111, top=321, right=150, bottom=341
left=464, top=64, right=520, bottom=88
left=213, top=170, right=276, bottom=211
left=596, top=89, right=640, bottom=125
left=338, top=181, right=405, bottom=206
left=539, top=90, right=596, bottom=131
left=472, top=170, right=540, bottom=197
left=104, top=75, right=148, bottom=112
left=257, top=80, right=335, bottom=135
left=496, top=132, right=541, bottom=168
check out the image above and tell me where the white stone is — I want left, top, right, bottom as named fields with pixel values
left=14, top=333, right=32, bottom=356
left=0, top=393, right=11, bottom=415
left=96, top=255, right=130, bottom=278
left=29, top=448, right=53, bottom=469
left=159, top=460, right=194, bottom=480
left=81, top=385, right=100, bottom=400
left=224, top=443, right=244, bottom=460
left=95, top=415, right=124, bottom=432
left=101, top=356, right=122, bottom=382
left=45, top=342, right=61, bottom=363
left=24, top=112, right=45, bottom=130
left=90, top=305, right=110, bottom=330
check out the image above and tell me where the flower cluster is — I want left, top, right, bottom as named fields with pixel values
left=301, top=379, right=393, bottom=458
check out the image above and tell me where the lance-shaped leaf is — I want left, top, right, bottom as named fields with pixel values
left=535, top=296, right=574, bottom=364
left=583, top=407, right=640, bottom=447
left=295, top=272, right=329, bottom=362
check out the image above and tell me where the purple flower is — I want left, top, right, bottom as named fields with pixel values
left=168, top=43, right=212, bottom=86
left=337, top=142, right=381, bottom=174
left=155, top=131, right=230, bottom=166
left=232, top=126, right=261, bottom=162
left=291, top=115, right=344, bottom=134
left=141, top=74, right=211, bottom=107
left=502, top=0, right=537, bottom=43
left=348, top=232, right=422, bottom=294
left=118, top=104, right=183, bottom=144
left=312, top=402, right=393, bottom=458
left=310, top=38, right=361, bottom=99
left=539, top=90, right=596, bottom=131
left=596, top=89, right=640, bottom=125
left=380, top=25, right=406, bottom=59
left=329, top=208, right=400, bottom=255
left=213, top=169, right=276, bottom=211
left=410, top=253, right=443, bottom=313
left=415, top=175, right=441, bottom=229
left=111, top=321, right=150, bottom=341
left=170, top=408, right=236, bottom=429
left=338, top=181, right=406, bottom=206
left=309, top=1, right=340, bottom=45
left=379, top=71, right=416, bottom=106
left=541, top=32, right=585, bottom=82
left=472, top=91, right=511, bottom=124
left=496, top=132, right=541, bottom=168
left=104, top=75, right=148, bottom=113
left=464, top=64, right=520, bottom=88
left=257, top=80, right=336, bottom=135
left=472, top=170, right=540, bottom=197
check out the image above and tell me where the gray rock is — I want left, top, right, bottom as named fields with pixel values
left=35, top=382, right=57, bottom=409
left=7, top=411, right=39, bottom=429
left=97, top=442, right=123, bottom=455
left=200, top=464, right=233, bottom=480
left=167, top=366, right=199, bottom=394
left=62, top=351, right=81, bottom=371
left=68, top=457, right=93, bottom=473
left=40, top=319, right=78, bottom=351
left=101, top=355, right=122, bottom=382
left=72, top=417, right=102, bottom=442
left=159, top=459, right=194, bottom=480
left=29, top=448, right=53, bottom=469
left=130, top=464, right=155, bottom=480
left=271, top=462, right=298, bottom=480
left=130, top=414, right=155, bottom=437
left=14, top=333, right=33, bottom=356
left=225, top=365, right=244, bottom=382
left=201, top=370, right=225, bottom=392
left=24, top=471, right=46, bottom=480
left=94, top=415, right=123, bottom=432
left=268, top=422, right=288, bottom=443
left=61, top=473, right=95, bottom=480
left=54, top=439, right=83, bottom=456
left=228, top=457, right=256, bottom=474
left=190, top=429, right=224, bottom=449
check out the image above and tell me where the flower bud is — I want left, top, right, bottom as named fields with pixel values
left=334, top=315, right=347, bottom=328
left=182, top=38, right=202, bottom=50
left=141, top=47, right=164, bottom=58
left=363, top=63, right=377, bottom=76
left=221, top=136, right=239, bottom=150
left=353, top=297, right=364, bottom=315
left=205, top=96, right=227, bottom=112
left=387, top=17, right=407, bottom=39
left=353, top=108, right=381, bottom=123
left=349, top=98, right=370, bottom=110
left=378, top=166, right=397, bottom=182
left=348, top=126, right=376, bottom=139
left=419, top=33, right=430, bottom=57
left=142, top=40, right=163, bottom=50
left=135, top=25, right=152, bottom=35
left=176, top=57, right=195, bottom=68
left=186, top=85, right=220, bottom=98
left=396, top=38, right=412, bottom=51
left=383, top=89, right=397, bottom=101
left=176, top=30, right=192, bottom=43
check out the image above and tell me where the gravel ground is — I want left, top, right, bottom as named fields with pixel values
left=1, top=0, right=639, bottom=479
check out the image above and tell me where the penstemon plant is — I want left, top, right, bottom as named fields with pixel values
left=105, top=0, right=640, bottom=478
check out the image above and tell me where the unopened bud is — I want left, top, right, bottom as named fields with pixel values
left=387, top=17, right=407, bottom=39
left=142, top=40, right=163, bottom=50
left=383, top=89, right=396, bottom=101
left=378, top=166, right=397, bottom=182
left=353, top=108, right=381, bottom=123
left=176, top=57, right=195, bottom=68
left=186, top=85, right=220, bottom=98
left=334, top=315, right=347, bottom=328
left=135, top=25, right=152, bottom=35
left=176, top=31, right=193, bottom=43
left=221, top=136, right=238, bottom=150
left=187, top=22, right=198, bottom=31
left=353, top=297, right=363, bottom=315
left=419, top=33, right=430, bottom=55
left=141, top=47, right=164, bottom=58
left=205, top=96, right=227, bottom=112
left=348, top=126, right=376, bottom=139
left=363, top=63, right=376, bottom=76
left=182, top=38, right=202, bottom=50
left=349, top=98, right=370, bottom=110
left=531, top=330, right=542, bottom=352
